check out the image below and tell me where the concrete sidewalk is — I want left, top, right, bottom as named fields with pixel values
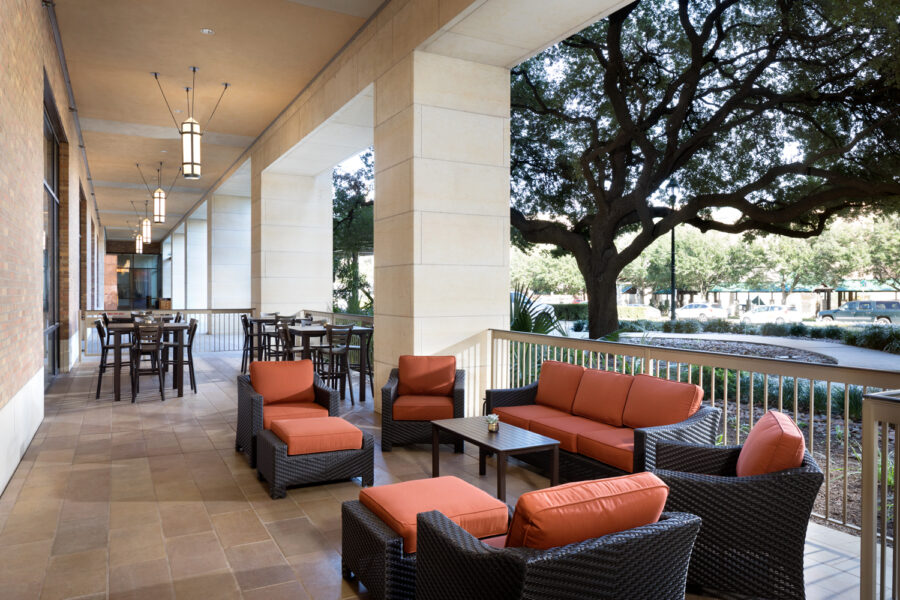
left=616, top=331, right=900, bottom=372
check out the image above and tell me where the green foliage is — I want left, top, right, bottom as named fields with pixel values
left=510, top=0, right=900, bottom=336
left=551, top=304, right=589, bottom=321
left=332, top=150, right=374, bottom=313
left=661, top=320, right=702, bottom=334
left=510, top=284, right=567, bottom=336
left=869, top=217, right=900, bottom=291
left=510, top=246, right=585, bottom=296
left=572, top=320, right=588, bottom=332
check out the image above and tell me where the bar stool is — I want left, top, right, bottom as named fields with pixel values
left=348, top=330, right=374, bottom=397
left=93, top=319, right=124, bottom=399
left=163, top=318, right=199, bottom=393
left=316, top=324, right=355, bottom=405
left=240, top=313, right=253, bottom=373
left=130, top=323, right=165, bottom=403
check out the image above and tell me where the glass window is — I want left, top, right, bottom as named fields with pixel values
left=42, top=110, right=60, bottom=389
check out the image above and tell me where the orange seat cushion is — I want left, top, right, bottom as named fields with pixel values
left=262, top=402, right=329, bottom=429
left=492, top=405, right=570, bottom=430
left=622, top=374, right=703, bottom=429
left=359, top=476, right=508, bottom=553
left=571, top=369, right=635, bottom=427
left=397, top=355, right=456, bottom=396
left=535, top=361, right=585, bottom=413
left=505, top=473, right=668, bottom=550
left=392, top=395, right=454, bottom=421
left=736, top=410, right=806, bottom=477
left=577, top=428, right=635, bottom=473
left=528, top=416, right=612, bottom=453
left=270, top=417, right=362, bottom=456
left=250, top=360, right=315, bottom=405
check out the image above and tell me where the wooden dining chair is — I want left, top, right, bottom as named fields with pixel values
left=163, top=318, right=199, bottom=393
left=348, top=330, right=375, bottom=397
left=240, top=313, right=253, bottom=373
left=316, top=324, right=355, bottom=405
left=130, top=323, right=165, bottom=403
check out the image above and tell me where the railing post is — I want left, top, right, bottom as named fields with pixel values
left=861, top=389, right=900, bottom=600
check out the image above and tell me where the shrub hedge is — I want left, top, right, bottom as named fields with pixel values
left=612, top=319, right=900, bottom=355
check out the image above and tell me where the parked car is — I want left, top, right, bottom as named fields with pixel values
left=675, top=302, right=728, bottom=322
left=817, top=300, right=900, bottom=324
left=741, top=304, right=802, bottom=325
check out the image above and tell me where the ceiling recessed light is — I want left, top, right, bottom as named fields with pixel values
left=160, top=150, right=168, bottom=153
left=200, top=27, right=215, bottom=35
left=173, top=109, right=182, bottom=114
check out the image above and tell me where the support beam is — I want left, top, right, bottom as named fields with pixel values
left=372, top=50, right=511, bottom=409
left=208, top=194, right=251, bottom=309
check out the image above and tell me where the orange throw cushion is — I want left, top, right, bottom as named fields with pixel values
left=492, top=405, right=570, bottom=430
left=359, top=476, right=508, bottom=553
left=262, top=403, right=329, bottom=429
left=528, top=416, right=612, bottom=453
left=505, top=473, right=668, bottom=549
left=535, top=361, right=585, bottom=413
left=397, top=355, right=456, bottom=396
left=392, top=395, right=454, bottom=421
left=736, top=410, right=806, bottom=477
left=250, top=360, right=315, bottom=405
left=270, top=417, right=362, bottom=456
left=577, top=428, right=635, bottom=473
left=622, top=374, right=703, bottom=429
left=571, top=369, right=635, bottom=427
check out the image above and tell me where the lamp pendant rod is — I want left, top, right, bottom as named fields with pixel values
left=135, top=163, right=154, bottom=195
left=157, top=162, right=162, bottom=188
left=152, top=72, right=181, bottom=132
left=185, top=87, right=191, bottom=118
left=190, top=66, right=197, bottom=119
left=204, top=82, right=229, bottom=130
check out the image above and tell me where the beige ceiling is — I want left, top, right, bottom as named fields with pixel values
left=56, top=0, right=378, bottom=239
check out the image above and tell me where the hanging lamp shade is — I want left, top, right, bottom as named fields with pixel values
left=181, top=117, right=201, bottom=179
left=153, top=187, right=166, bottom=223
left=135, top=234, right=143, bottom=254
left=141, top=218, right=152, bottom=243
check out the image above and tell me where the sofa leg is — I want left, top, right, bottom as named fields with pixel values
left=269, top=485, right=286, bottom=500
left=381, top=441, right=392, bottom=452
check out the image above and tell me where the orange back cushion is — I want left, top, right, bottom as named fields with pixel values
left=621, top=374, right=703, bottom=429
left=397, top=355, right=456, bottom=396
left=535, top=361, right=585, bottom=413
left=249, top=360, right=315, bottom=405
left=505, top=473, right=669, bottom=549
left=736, top=410, right=806, bottom=477
left=571, top=369, right=635, bottom=426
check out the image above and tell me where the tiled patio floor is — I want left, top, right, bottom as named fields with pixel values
left=0, top=352, right=862, bottom=599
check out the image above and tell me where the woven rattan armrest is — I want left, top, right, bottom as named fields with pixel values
left=484, top=382, right=538, bottom=413
left=655, top=440, right=742, bottom=475
left=633, top=406, right=722, bottom=471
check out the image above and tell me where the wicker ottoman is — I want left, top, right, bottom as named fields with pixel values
left=341, top=476, right=508, bottom=600
left=256, top=417, right=374, bottom=499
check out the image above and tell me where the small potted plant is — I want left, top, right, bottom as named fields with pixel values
left=485, top=413, right=500, bottom=433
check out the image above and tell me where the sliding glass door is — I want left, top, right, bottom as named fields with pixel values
left=43, top=110, right=60, bottom=389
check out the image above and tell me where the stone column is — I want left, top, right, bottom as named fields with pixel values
left=208, top=194, right=251, bottom=309
left=171, top=229, right=186, bottom=310
left=185, top=213, right=208, bottom=309
left=251, top=168, right=333, bottom=315
left=372, top=51, right=511, bottom=410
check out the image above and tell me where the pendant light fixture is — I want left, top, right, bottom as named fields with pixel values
left=135, top=233, right=144, bottom=254
left=153, top=68, right=229, bottom=181
left=137, top=162, right=182, bottom=226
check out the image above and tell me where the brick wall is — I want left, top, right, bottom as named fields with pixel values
left=0, top=0, right=91, bottom=406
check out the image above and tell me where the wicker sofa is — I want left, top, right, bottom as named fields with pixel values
left=654, top=421, right=823, bottom=599
left=485, top=361, right=721, bottom=480
left=381, top=356, right=465, bottom=453
left=235, top=360, right=339, bottom=468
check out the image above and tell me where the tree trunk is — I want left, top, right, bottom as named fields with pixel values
left=347, top=252, right=361, bottom=314
left=586, top=273, right=620, bottom=338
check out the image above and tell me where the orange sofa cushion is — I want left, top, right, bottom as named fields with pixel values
left=528, top=416, right=612, bottom=453
left=359, top=476, right=508, bottom=553
left=577, top=428, right=635, bottom=473
left=262, top=403, right=329, bottom=429
left=622, top=374, right=703, bottom=429
left=492, top=405, right=570, bottom=430
left=392, top=395, right=454, bottom=421
left=736, top=410, right=806, bottom=477
left=397, top=355, right=456, bottom=396
left=571, top=369, right=635, bottom=427
left=270, top=417, right=362, bottom=456
left=535, top=361, right=585, bottom=413
left=250, top=360, right=315, bottom=405
left=505, top=473, right=668, bottom=550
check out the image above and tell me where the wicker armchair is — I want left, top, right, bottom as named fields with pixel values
left=485, top=381, right=721, bottom=479
left=380, top=368, right=465, bottom=453
left=654, top=440, right=824, bottom=600
left=414, top=509, right=702, bottom=600
left=235, top=373, right=339, bottom=468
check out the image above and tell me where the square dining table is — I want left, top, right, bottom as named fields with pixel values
left=107, top=322, right=190, bottom=401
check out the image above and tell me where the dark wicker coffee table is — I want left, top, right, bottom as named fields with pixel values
left=431, top=417, right=559, bottom=502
